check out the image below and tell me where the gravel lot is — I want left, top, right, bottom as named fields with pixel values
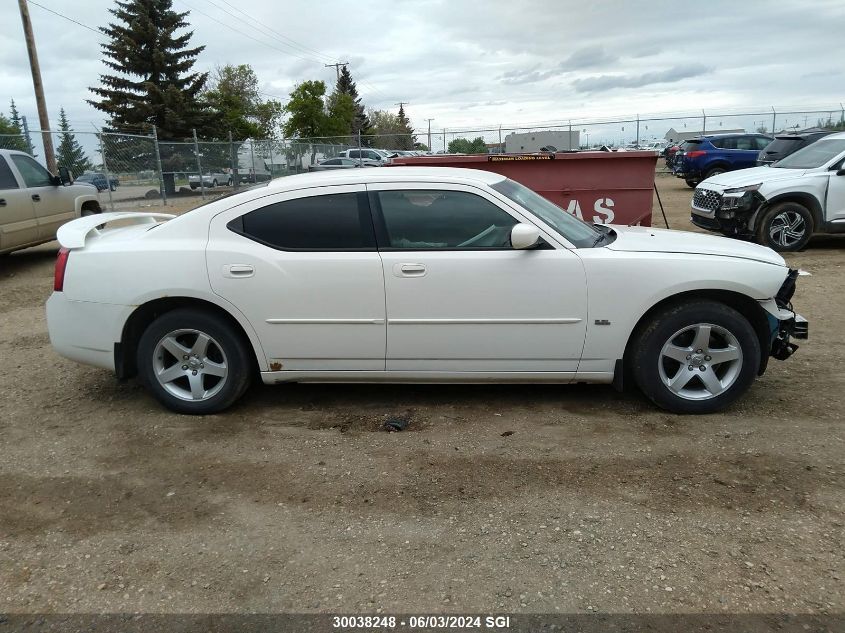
left=0, top=171, right=843, bottom=614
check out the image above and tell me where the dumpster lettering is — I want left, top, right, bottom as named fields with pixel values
left=562, top=197, right=615, bottom=224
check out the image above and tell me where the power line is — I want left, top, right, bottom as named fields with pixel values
left=208, top=0, right=341, bottom=64
left=26, top=1, right=102, bottom=35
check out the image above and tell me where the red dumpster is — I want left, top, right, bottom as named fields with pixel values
left=389, top=151, right=658, bottom=226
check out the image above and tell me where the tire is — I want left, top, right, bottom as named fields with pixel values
left=212, top=179, right=218, bottom=187
left=631, top=301, right=760, bottom=414
left=109, top=183, right=116, bottom=192
left=227, top=177, right=232, bottom=186
left=190, top=184, right=197, bottom=190
left=755, top=201, right=813, bottom=252
left=137, top=308, right=252, bottom=414
left=704, top=166, right=726, bottom=180
left=685, top=179, right=698, bottom=188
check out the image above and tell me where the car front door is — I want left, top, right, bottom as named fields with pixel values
left=826, top=156, right=845, bottom=223
left=370, top=184, right=588, bottom=373
left=9, top=153, right=72, bottom=240
left=206, top=184, right=386, bottom=371
left=0, top=155, right=38, bottom=251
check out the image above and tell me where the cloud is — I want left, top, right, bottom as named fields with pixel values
left=498, top=45, right=618, bottom=85
left=571, top=64, right=711, bottom=93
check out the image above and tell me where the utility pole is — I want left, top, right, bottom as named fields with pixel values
left=17, top=0, right=55, bottom=172
left=425, top=118, right=434, bottom=151
left=324, top=62, right=349, bottom=80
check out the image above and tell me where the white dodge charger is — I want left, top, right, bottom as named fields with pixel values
left=46, top=167, right=807, bottom=415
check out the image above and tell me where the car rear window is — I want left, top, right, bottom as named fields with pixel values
left=233, top=192, right=375, bottom=251
left=764, top=137, right=804, bottom=154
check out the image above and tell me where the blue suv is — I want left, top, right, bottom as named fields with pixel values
left=673, top=133, right=772, bottom=187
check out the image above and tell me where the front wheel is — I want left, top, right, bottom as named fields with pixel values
left=631, top=301, right=760, bottom=414
left=137, top=308, right=252, bottom=414
left=755, top=202, right=813, bottom=252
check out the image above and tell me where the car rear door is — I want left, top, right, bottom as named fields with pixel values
left=206, top=184, right=386, bottom=371
left=369, top=183, right=588, bottom=373
left=0, top=155, right=38, bottom=250
left=733, top=136, right=764, bottom=169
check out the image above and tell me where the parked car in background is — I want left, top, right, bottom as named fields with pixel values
left=308, top=157, right=381, bottom=170
left=189, top=172, right=232, bottom=189
left=756, top=130, right=834, bottom=166
left=690, top=132, right=845, bottom=251
left=46, top=166, right=806, bottom=416
left=75, top=171, right=119, bottom=192
left=664, top=141, right=686, bottom=168
left=338, top=148, right=393, bottom=164
left=0, top=149, right=101, bottom=255
left=673, top=134, right=773, bottom=187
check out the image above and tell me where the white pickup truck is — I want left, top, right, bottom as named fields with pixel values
left=691, top=132, right=845, bottom=251
left=0, top=149, right=101, bottom=255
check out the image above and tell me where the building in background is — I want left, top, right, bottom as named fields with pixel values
left=504, top=130, right=580, bottom=153
left=664, top=127, right=746, bottom=143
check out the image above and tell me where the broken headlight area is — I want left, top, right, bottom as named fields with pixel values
left=717, top=187, right=764, bottom=219
left=769, top=269, right=808, bottom=360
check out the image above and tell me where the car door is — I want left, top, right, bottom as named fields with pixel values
left=0, top=155, right=38, bottom=251
left=206, top=184, right=386, bottom=371
left=827, top=155, right=845, bottom=223
left=733, top=136, right=763, bottom=169
left=8, top=153, right=72, bottom=240
left=369, top=183, right=588, bottom=373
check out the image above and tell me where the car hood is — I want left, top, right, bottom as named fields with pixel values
left=701, top=166, right=806, bottom=189
left=605, top=225, right=786, bottom=266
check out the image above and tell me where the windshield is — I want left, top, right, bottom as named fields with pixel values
left=773, top=138, right=845, bottom=169
left=491, top=178, right=601, bottom=248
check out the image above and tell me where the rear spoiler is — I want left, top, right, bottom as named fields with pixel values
left=57, top=212, right=175, bottom=249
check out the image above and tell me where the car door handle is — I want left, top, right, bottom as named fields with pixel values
left=395, top=263, right=426, bottom=277
left=223, top=264, right=255, bottom=278
left=31, top=194, right=41, bottom=202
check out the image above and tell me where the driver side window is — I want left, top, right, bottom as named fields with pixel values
left=376, top=189, right=518, bottom=249
left=11, top=154, right=53, bottom=188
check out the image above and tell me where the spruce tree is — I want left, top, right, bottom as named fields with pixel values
left=396, top=104, right=416, bottom=151
left=88, top=0, right=210, bottom=192
left=8, top=99, right=33, bottom=154
left=335, top=66, right=371, bottom=143
left=56, top=108, right=92, bottom=177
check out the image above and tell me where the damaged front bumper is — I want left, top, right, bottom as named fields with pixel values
left=763, top=268, right=809, bottom=361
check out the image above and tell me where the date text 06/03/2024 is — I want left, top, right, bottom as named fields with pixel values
left=331, top=615, right=512, bottom=629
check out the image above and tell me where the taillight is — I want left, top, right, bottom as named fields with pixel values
left=54, top=247, right=70, bottom=291
left=686, top=150, right=707, bottom=158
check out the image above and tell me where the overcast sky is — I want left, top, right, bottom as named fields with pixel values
left=1, top=0, right=843, bottom=147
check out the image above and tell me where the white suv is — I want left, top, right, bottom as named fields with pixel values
left=691, top=132, right=845, bottom=251
left=338, top=148, right=392, bottom=164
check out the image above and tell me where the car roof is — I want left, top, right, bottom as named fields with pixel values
left=701, top=132, right=768, bottom=139
left=263, top=166, right=507, bottom=190
left=818, top=131, right=845, bottom=140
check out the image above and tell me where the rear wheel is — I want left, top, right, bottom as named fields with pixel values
left=685, top=179, right=698, bottom=188
left=755, top=201, right=813, bottom=252
left=137, top=308, right=252, bottom=414
left=704, top=166, right=726, bottom=180
left=632, top=301, right=760, bottom=414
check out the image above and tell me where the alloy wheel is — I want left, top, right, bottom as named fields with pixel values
left=658, top=323, right=743, bottom=401
left=769, top=210, right=806, bottom=249
left=152, top=329, right=228, bottom=402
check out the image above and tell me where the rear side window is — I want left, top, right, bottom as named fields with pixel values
left=710, top=137, right=736, bottom=150
left=375, top=189, right=517, bottom=249
left=232, top=192, right=374, bottom=250
left=0, top=157, right=18, bottom=189
left=753, top=137, right=773, bottom=150
left=734, top=137, right=755, bottom=150
left=11, top=154, right=53, bottom=187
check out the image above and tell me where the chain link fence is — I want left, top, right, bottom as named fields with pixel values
left=1, top=103, right=842, bottom=211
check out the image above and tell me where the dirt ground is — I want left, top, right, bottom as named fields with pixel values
left=0, top=171, right=843, bottom=615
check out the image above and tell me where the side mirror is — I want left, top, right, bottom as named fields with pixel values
left=58, top=166, right=73, bottom=186
left=510, top=223, right=542, bottom=250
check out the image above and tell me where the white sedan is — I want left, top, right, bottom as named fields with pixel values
left=46, top=167, right=807, bottom=415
